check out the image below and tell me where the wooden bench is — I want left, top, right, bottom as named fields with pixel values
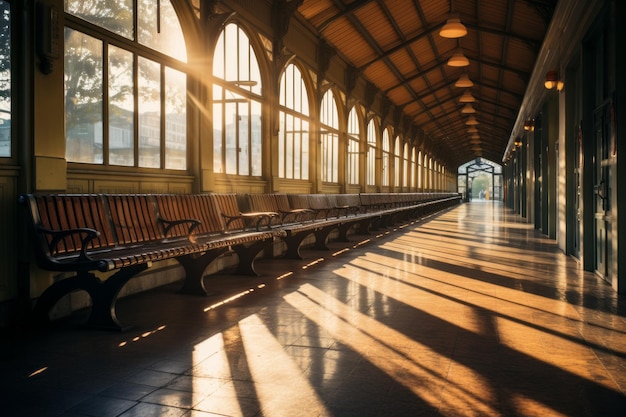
left=20, top=191, right=461, bottom=330
left=19, top=193, right=285, bottom=330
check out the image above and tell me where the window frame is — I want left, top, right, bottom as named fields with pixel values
left=212, top=22, right=263, bottom=177
left=63, top=0, right=189, bottom=171
left=278, top=62, right=311, bottom=180
left=347, top=105, right=361, bottom=186
left=381, top=128, right=390, bottom=187
left=0, top=0, right=13, bottom=162
left=320, top=88, right=340, bottom=184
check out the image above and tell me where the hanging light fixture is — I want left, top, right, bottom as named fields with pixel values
left=467, top=126, right=478, bottom=133
left=466, top=115, right=479, bottom=125
left=440, top=13, right=467, bottom=38
left=459, top=90, right=475, bottom=102
left=461, top=103, right=476, bottom=113
left=439, top=0, right=467, bottom=38
left=447, top=47, right=470, bottom=67
left=455, top=72, right=474, bottom=87
left=470, top=133, right=480, bottom=139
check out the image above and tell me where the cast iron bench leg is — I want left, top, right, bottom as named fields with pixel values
left=282, top=232, right=311, bottom=259
left=177, top=247, right=230, bottom=296
left=233, top=238, right=273, bottom=276
left=86, top=264, right=151, bottom=331
left=313, top=226, right=336, bottom=251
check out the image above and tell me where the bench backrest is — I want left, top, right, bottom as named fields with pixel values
left=155, top=194, right=228, bottom=236
left=26, top=194, right=117, bottom=256
left=336, top=194, right=361, bottom=209
left=104, top=194, right=164, bottom=245
left=210, top=193, right=246, bottom=231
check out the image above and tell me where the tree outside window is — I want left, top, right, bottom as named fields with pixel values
left=64, top=0, right=187, bottom=169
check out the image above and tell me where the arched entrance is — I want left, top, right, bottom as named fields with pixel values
left=458, top=158, right=503, bottom=202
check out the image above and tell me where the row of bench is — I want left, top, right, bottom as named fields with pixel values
left=19, top=192, right=462, bottom=330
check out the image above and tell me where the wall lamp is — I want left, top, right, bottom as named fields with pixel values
left=523, top=119, right=534, bottom=132
left=544, top=70, right=564, bottom=91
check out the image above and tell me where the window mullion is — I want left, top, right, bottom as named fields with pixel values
left=103, top=42, right=110, bottom=166
left=133, top=53, right=139, bottom=167
left=160, top=64, right=165, bottom=169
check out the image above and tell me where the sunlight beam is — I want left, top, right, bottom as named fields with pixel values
left=239, top=314, right=331, bottom=417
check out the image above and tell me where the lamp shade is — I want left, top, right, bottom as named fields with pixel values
left=466, top=115, right=479, bottom=125
left=544, top=70, right=558, bottom=89
left=439, top=14, right=467, bottom=38
left=455, top=72, right=474, bottom=87
left=459, top=90, right=475, bottom=102
left=447, top=48, right=470, bottom=67
left=461, top=103, right=476, bottom=114
left=467, top=126, right=478, bottom=133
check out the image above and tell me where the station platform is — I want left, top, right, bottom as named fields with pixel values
left=2, top=201, right=625, bottom=416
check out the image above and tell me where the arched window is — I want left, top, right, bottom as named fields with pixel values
left=410, top=147, right=416, bottom=189
left=0, top=0, right=11, bottom=158
left=403, top=142, right=409, bottom=188
left=278, top=63, right=309, bottom=180
left=213, top=23, right=262, bottom=176
left=428, top=157, right=433, bottom=190
left=418, top=150, right=422, bottom=190
left=366, top=118, right=378, bottom=186
left=320, top=89, right=339, bottom=183
left=381, top=128, right=390, bottom=187
left=64, top=0, right=187, bottom=169
left=347, top=106, right=361, bottom=185
left=394, top=136, right=400, bottom=187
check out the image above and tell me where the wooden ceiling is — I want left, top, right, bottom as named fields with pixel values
left=296, top=0, right=556, bottom=167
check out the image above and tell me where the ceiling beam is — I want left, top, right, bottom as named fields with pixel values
left=317, top=0, right=375, bottom=32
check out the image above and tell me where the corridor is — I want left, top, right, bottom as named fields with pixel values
left=2, top=202, right=625, bottom=416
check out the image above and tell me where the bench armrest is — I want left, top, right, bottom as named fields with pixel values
left=158, top=217, right=202, bottom=237
left=222, top=212, right=278, bottom=231
left=36, top=225, right=101, bottom=262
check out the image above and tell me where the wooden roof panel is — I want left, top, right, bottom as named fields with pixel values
left=297, top=0, right=556, bottom=167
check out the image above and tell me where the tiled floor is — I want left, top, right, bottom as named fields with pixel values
left=2, top=201, right=626, bottom=417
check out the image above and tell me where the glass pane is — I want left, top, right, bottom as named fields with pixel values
left=108, top=45, right=134, bottom=166
left=213, top=31, right=225, bottom=79
left=238, top=101, right=249, bottom=176
left=225, top=101, right=236, bottom=175
left=65, top=0, right=133, bottom=39
left=285, top=113, right=293, bottom=179
left=213, top=98, right=222, bottom=173
left=293, top=117, right=301, bottom=180
left=138, top=0, right=187, bottom=62
left=165, top=67, right=186, bottom=170
left=332, top=133, right=338, bottom=182
left=278, top=111, right=285, bottom=178
left=251, top=100, right=262, bottom=176
left=300, top=121, right=309, bottom=180
left=138, top=57, right=160, bottom=168
left=65, top=29, right=103, bottom=164
left=0, top=1, right=10, bottom=157
left=224, top=25, right=237, bottom=82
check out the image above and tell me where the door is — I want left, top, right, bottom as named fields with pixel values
left=573, top=122, right=582, bottom=259
left=593, top=101, right=611, bottom=280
